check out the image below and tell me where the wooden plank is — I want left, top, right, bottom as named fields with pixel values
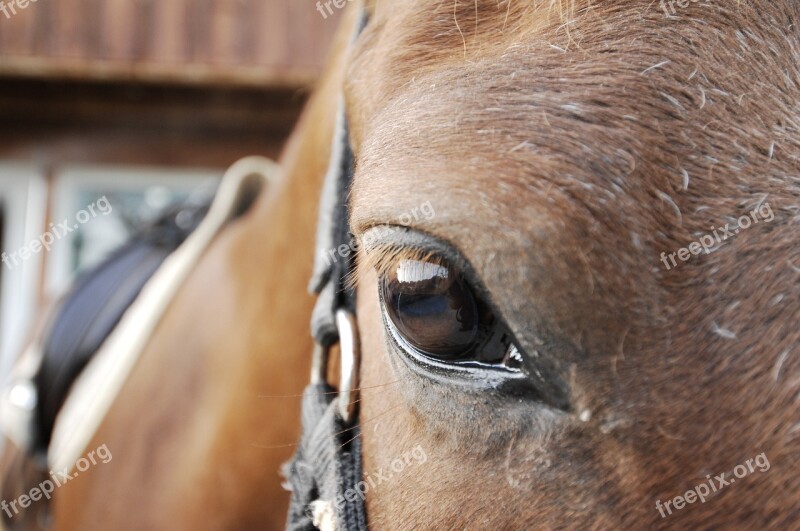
left=185, top=0, right=214, bottom=63
left=150, top=0, right=185, bottom=63
left=0, top=0, right=39, bottom=54
left=254, top=0, right=290, bottom=68
left=31, top=0, right=57, bottom=55
left=52, top=0, right=84, bottom=57
left=232, top=0, right=256, bottom=65
left=83, top=0, right=105, bottom=58
left=102, top=0, right=137, bottom=60
left=210, top=0, right=236, bottom=65
left=131, top=0, right=158, bottom=60
left=0, top=0, right=341, bottom=86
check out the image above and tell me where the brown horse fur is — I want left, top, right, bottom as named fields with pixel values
left=345, top=0, right=800, bottom=529
left=0, top=6, right=365, bottom=531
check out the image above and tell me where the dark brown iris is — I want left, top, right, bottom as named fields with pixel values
left=381, top=258, right=479, bottom=360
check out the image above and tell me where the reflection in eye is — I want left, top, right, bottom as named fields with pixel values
left=382, top=258, right=480, bottom=360
left=396, top=260, right=448, bottom=285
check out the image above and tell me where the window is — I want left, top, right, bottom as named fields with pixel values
left=0, top=163, right=47, bottom=381
left=45, top=165, right=222, bottom=296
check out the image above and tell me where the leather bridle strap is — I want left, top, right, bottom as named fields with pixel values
left=285, top=10, right=369, bottom=531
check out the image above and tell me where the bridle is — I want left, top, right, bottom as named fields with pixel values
left=284, top=11, right=369, bottom=531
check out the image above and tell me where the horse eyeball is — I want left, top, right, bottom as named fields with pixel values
left=381, top=258, right=479, bottom=360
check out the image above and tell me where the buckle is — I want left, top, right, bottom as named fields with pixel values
left=310, top=309, right=360, bottom=426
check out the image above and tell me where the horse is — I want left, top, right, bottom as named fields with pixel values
left=291, top=0, right=798, bottom=528
left=3, top=0, right=799, bottom=529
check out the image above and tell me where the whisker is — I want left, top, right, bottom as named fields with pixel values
left=252, top=398, right=404, bottom=451
left=338, top=431, right=361, bottom=450
left=251, top=441, right=302, bottom=450
left=335, top=403, right=405, bottom=451
left=258, top=380, right=402, bottom=399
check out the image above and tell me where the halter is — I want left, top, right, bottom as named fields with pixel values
left=284, top=12, right=369, bottom=531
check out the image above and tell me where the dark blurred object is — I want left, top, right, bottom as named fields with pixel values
left=33, top=196, right=211, bottom=454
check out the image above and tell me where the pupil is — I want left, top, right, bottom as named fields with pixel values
left=383, top=259, right=479, bottom=359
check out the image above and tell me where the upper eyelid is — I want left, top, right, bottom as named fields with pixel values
left=358, top=225, right=465, bottom=274
left=357, top=225, right=497, bottom=307
left=357, top=225, right=443, bottom=253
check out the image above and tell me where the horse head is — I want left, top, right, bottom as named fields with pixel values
left=312, top=0, right=800, bottom=527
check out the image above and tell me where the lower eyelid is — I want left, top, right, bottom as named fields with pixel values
left=381, top=302, right=527, bottom=387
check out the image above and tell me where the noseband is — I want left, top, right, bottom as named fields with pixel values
left=284, top=12, right=369, bottom=531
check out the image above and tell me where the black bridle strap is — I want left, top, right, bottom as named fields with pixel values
left=285, top=109, right=366, bottom=531
left=285, top=384, right=367, bottom=531
left=309, top=107, right=357, bottom=347
left=285, top=8, right=369, bottom=531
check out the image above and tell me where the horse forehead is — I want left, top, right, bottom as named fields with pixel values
left=346, top=0, right=575, bottom=142
left=346, top=6, right=666, bottom=185
left=348, top=1, right=651, bottom=120
left=347, top=29, right=672, bottom=286
left=346, top=2, right=788, bottom=225
left=346, top=0, right=795, bottom=258
left=347, top=51, right=662, bottom=235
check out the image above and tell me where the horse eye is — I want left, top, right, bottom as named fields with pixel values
left=380, top=258, right=483, bottom=361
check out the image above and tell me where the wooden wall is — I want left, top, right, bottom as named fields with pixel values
left=0, top=0, right=339, bottom=87
left=0, top=0, right=345, bottom=167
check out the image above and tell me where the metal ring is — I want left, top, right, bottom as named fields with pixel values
left=335, top=309, right=360, bottom=425
left=310, top=343, right=328, bottom=386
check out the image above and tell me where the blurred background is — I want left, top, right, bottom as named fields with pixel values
left=0, top=0, right=338, bottom=382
